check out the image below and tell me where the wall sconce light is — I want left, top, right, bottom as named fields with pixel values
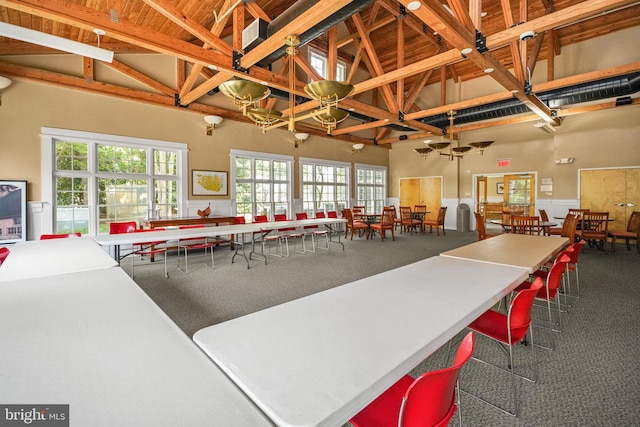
left=294, top=132, right=309, bottom=148
left=0, top=76, right=11, bottom=106
left=204, top=115, right=223, bottom=135
left=351, top=143, right=365, bottom=154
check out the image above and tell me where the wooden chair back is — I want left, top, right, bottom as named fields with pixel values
left=474, top=212, right=489, bottom=240
left=512, top=215, right=540, bottom=235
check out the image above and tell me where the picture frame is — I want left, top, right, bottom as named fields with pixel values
left=0, top=180, right=27, bottom=244
left=192, top=170, right=228, bottom=196
left=496, top=182, right=505, bottom=194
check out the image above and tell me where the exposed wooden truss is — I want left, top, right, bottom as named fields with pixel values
left=0, top=0, right=638, bottom=146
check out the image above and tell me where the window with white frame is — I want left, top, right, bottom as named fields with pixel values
left=309, top=48, right=347, bottom=81
left=355, top=164, right=387, bottom=214
left=231, top=150, right=293, bottom=221
left=300, top=158, right=350, bottom=217
left=41, top=128, right=187, bottom=235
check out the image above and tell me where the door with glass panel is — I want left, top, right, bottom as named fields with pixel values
left=502, top=174, right=536, bottom=217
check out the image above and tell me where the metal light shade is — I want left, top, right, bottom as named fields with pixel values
left=246, top=108, right=283, bottom=126
left=469, top=141, right=494, bottom=149
left=414, top=147, right=433, bottom=155
left=312, top=107, right=350, bottom=126
left=219, top=80, right=270, bottom=105
left=452, top=146, right=473, bottom=154
left=427, top=141, right=451, bottom=150
left=304, top=81, right=355, bottom=105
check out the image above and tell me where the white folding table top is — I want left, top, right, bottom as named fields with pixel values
left=440, top=233, right=570, bottom=273
left=0, top=267, right=272, bottom=427
left=0, top=237, right=117, bottom=282
left=194, top=256, right=529, bottom=427
left=92, top=218, right=346, bottom=246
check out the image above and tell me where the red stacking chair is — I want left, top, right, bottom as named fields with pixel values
left=350, top=332, right=474, bottom=427
left=177, top=225, right=215, bottom=273
left=130, top=228, right=168, bottom=279
left=254, top=215, right=283, bottom=257
left=466, top=278, right=543, bottom=417
left=519, top=251, right=571, bottom=336
left=0, top=247, right=9, bottom=266
left=274, top=213, right=306, bottom=256
left=296, top=212, right=328, bottom=252
left=40, top=233, right=82, bottom=239
left=109, top=221, right=139, bottom=263
left=565, top=240, right=586, bottom=299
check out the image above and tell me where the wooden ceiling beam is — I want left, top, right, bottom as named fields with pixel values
left=500, top=0, right=525, bottom=82
left=239, top=0, right=351, bottom=69
left=401, top=0, right=557, bottom=125
left=352, top=12, right=399, bottom=112
left=0, top=0, right=231, bottom=69
left=179, top=0, right=233, bottom=100
left=485, top=0, right=638, bottom=49
left=105, top=58, right=176, bottom=96
left=141, top=0, right=234, bottom=56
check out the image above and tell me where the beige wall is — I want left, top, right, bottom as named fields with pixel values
left=1, top=26, right=639, bottom=206
left=0, top=79, right=388, bottom=202
left=389, top=26, right=640, bottom=200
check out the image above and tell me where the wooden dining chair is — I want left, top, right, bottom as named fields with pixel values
left=399, top=206, right=423, bottom=234
left=368, top=207, right=395, bottom=241
left=549, top=213, right=577, bottom=243
left=423, top=206, right=448, bottom=236
left=608, top=211, right=640, bottom=253
left=350, top=332, right=474, bottom=427
left=342, top=209, right=368, bottom=240
left=474, top=212, right=500, bottom=241
left=577, top=211, right=609, bottom=252
left=511, top=215, right=541, bottom=235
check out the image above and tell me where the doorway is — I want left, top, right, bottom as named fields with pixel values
left=399, top=177, right=442, bottom=221
left=580, top=167, right=640, bottom=231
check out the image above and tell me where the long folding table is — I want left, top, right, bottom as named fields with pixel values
left=92, top=218, right=346, bottom=268
left=0, top=236, right=117, bottom=282
left=0, top=266, right=273, bottom=427
left=193, top=256, right=529, bottom=427
left=440, top=233, right=570, bottom=273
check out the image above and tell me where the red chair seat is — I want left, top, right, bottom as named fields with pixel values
left=351, top=375, right=414, bottom=427
left=468, top=309, right=513, bottom=344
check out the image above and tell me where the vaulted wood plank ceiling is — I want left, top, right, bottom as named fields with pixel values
left=0, top=0, right=638, bottom=146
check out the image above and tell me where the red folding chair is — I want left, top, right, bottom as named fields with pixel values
left=40, top=233, right=82, bottom=239
left=177, top=225, right=215, bottom=273
left=351, top=332, right=474, bottom=427
left=466, top=278, right=543, bottom=416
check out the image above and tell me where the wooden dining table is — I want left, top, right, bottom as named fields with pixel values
left=440, top=233, right=569, bottom=273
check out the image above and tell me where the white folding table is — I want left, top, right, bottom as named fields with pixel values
left=440, top=233, right=570, bottom=273
left=194, top=256, right=529, bottom=427
left=92, top=218, right=347, bottom=268
left=0, top=236, right=118, bottom=282
left=0, top=267, right=272, bottom=427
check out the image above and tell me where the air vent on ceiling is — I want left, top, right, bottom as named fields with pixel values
left=242, top=19, right=268, bottom=52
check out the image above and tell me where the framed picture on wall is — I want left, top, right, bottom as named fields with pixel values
left=0, top=180, right=27, bottom=244
left=192, top=170, right=228, bottom=196
left=496, top=182, right=505, bottom=194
